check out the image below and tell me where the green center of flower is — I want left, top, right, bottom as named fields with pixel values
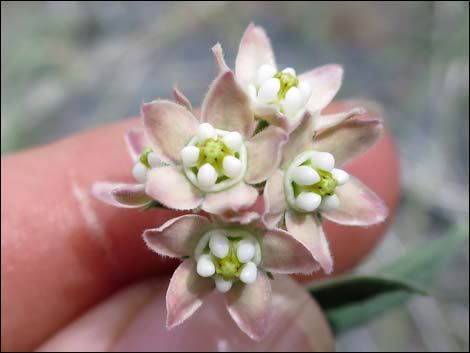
left=139, top=147, right=153, bottom=168
left=213, top=245, right=243, bottom=280
left=274, top=71, right=299, bottom=99
left=196, top=138, right=232, bottom=173
left=293, top=168, right=338, bottom=197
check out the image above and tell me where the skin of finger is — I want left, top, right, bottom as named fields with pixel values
left=37, top=276, right=334, bottom=352
left=1, top=104, right=398, bottom=351
left=1, top=118, right=183, bottom=352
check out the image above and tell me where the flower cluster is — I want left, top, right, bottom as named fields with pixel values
left=92, top=23, right=388, bottom=340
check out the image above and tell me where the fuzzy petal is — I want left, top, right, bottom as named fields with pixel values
left=124, top=129, right=148, bottom=162
left=142, top=100, right=199, bottom=164
left=166, top=260, right=214, bottom=328
left=91, top=182, right=151, bottom=208
left=313, top=117, right=383, bottom=167
left=212, top=210, right=260, bottom=225
left=235, top=23, right=277, bottom=87
left=212, top=42, right=229, bottom=73
left=313, top=106, right=365, bottom=131
left=143, top=215, right=210, bottom=258
left=285, top=211, right=333, bottom=274
left=245, top=126, right=287, bottom=184
left=262, top=170, right=287, bottom=228
left=253, top=105, right=290, bottom=131
left=172, top=86, right=193, bottom=112
left=322, top=177, right=388, bottom=226
left=202, top=182, right=258, bottom=215
left=225, top=271, right=271, bottom=341
left=299, top=64, right=343, bottom=113
left=201, top=70, right=255, bottom=137
left=146, top=166, right=203, bottom=210
left=262, top=229, right=319, bottom=274
left=281, top=111, right=314, bottom=168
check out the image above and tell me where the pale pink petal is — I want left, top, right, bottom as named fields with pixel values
left=143, top=215, right=210, bottom=258
left=313, top=106, right=365, bottom=131
left=322, top=176, right=388, bottom=226
left=145, top=166, right=203, bottom=210
left=262, top=170, right=287, bottom=228
left=285, top=211, right=333, bottom=274
left=245, top=126, right=287, bottom=184
left=281, top=111, right=314, bottom=168
left=166, top=260, right=214, bottom=329
left=313, top=117, right=383, bottom=167
left=253, top=105, right=290, bottom=131
left=225, top=271, right=271, bottom=341
left=124, top=129, right=149, bottom=162
left=212, top=210, right=260, bottom=225
left=142, top=100, right=199, bottom=164
left=235, top=23, right=277, bottom=87
left=299, top=64, right=343, bottom=112
left=91, top=182, right=151, bottom=208
left=211, top=42, right=229, bottom=73
left=262, top=229, right=319, bottom=274
left=201, top=70, right=255, bottom=138
left=172, top=86, right=193, bottom=112
left=202, top=182, right=258, bottom=215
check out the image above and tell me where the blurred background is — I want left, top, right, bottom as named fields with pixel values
left=1, top=1, right=468, bottom=351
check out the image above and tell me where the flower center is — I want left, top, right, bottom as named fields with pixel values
left=132, top=147, right=160, bottom=184
left=284, top=150, right=350, bottom=213
left=181, top=123, right=247, bottom=193
left=274, top=71, right=299, bottom=100
left=247, top=65, right=312, bottom=120
left=194, top=229, right=261, bottom=293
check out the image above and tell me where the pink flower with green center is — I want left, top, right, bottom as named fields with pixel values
left=212, top=23, right=364, bottom=132
left=263, top=110, right=388, bottom=273
left=143, top=214, right=319, bottom=340
left=140, top=69, right=287, bottom=222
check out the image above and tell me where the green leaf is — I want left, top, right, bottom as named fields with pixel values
left=309, top=275, right=426, bottom=311
left=377, top=223, right=469, bottom=284
left=310, top=223, right=468, bottom=335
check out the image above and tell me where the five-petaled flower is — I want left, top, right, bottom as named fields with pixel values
left=140, top=69, right=287, bottom=222
left=143, top=214, right=318, bottom=340
left=212, top=23, right=364, bottom=132
left=263, top=109, right=388, bottom=273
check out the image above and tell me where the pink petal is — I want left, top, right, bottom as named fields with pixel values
left=142, top=100, right=199, bottom=164
left=235, top=23, right=277, bottom=87
left=322, top=176, right=388, bottom=226
left=253, top=105, right=290, bottom=131
left=299, top=64, right=343, bottom=112
left=124, top=129, right=149, bottom=162
left=145, top=166, right=203, bottom=210
left=212, top=210, right=260, bottom=225
left=211, top=42, right=229, bottom=73
left=143, top=215, right=210, bottom=258
left=285, top=211, right=333, bottom=274
left=313, top=117, right=383, bottom=167
left=313, top=106, right=365, bottom=131
left=245, top=126, right=287, bottom=184
left=281, top=111, right=314, bottom=168
left=262, top=170, right=287, bottom=228
left=91, top=182, right=151, bottom=208
left=172, top=86, right=193, bottom=112
left=166, top=260, right=214, bottom=329
left=225, top=271, right=271, bottom=341
left=201, top=70, right=255, bottom=138
left=202, top=182, right=258, bottom=215
left=262, top=229, right=319, bottom=274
